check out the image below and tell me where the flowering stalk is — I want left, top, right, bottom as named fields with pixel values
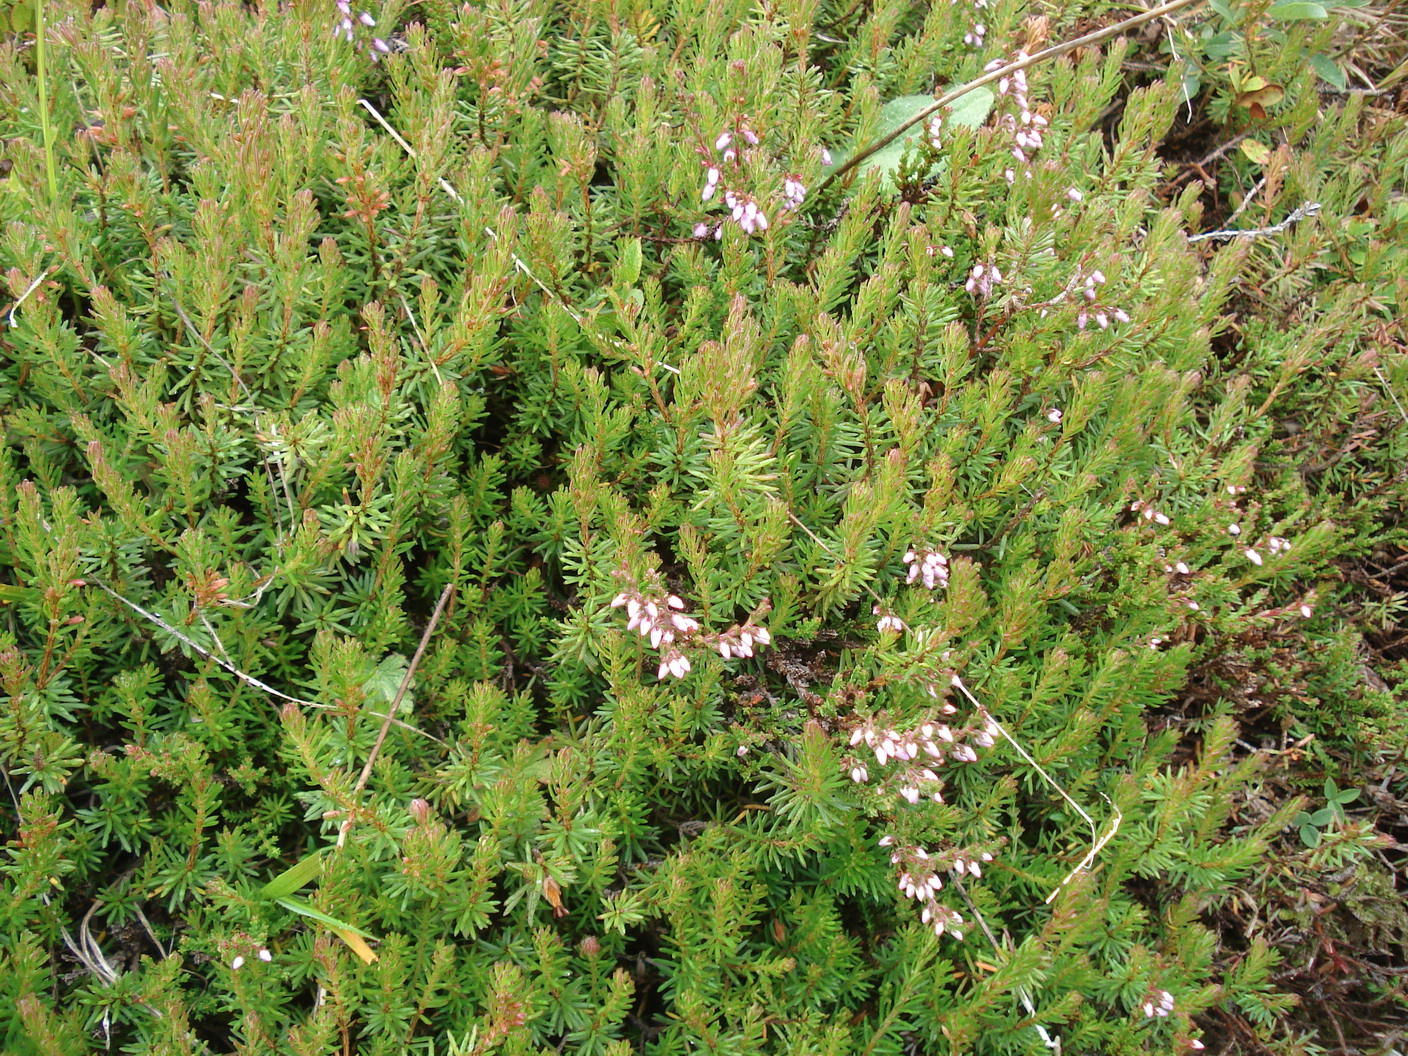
left=332, top=0, right=390, bottom=59
left=610, top=569, right=772, bottom=680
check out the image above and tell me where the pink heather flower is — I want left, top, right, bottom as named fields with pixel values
left=927, top=116, right=943, bottom=149
left=1246, top=549, right=1263, bottom=566
left=1228, top=523, right=1241, bottom=535
left=1046, top=408, right=1062, bottom=423
left=782, top=177, right=806, bottom=210
left=657, top=651, right=690, bottom=679
left=258, top=948, right=272, bottom=962
left=1068, top=187, right=1083, bottom=201
left=693, top=222, right=710, bottom=238
left=941, top=245, right=954, bottom=258
left=358, top=10, right=375, bottom=25
left=899, top=786, right=921, bottom=804
left=737, top=744, right=748, bottom=756
left=850, top=765, right=868, bottom=783
left=715, top=131, right=732, bottom=151
left=873, top=605, right=905, bottom=634
left=1300, top=603, right=1313, bottom=618
left=232, top=956, right=246, bottom=970
left=821, top=148, right=833, bottom=165
left=1175, top=561, right=1190, bottom=575
left=371, top=38, right=390, bottom=53
left=903, top=548, right=949, bottom=589
left=878, top=835, right=896, bottom=847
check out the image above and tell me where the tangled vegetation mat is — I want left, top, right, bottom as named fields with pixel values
left=1, top=0, right=1406, bottom=1052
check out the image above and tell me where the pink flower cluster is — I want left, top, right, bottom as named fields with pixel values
left=781, top=176, right=807, bottom=211
left=987, top=54, right=1049, bottom=183
left=872, top=605, right=905, bottom=634
left=610, top=572, right=771, bottom=680
left=1130, top=499, right=1171, bottom=526
left=723, top=191, right=768, bottom=235
left=904, top=548, right=950, bottom=590
left=1143, top=990, right=1175, bottom=1018
left=1030, top=266, right=1131, bottom=330
left=926, top=115, right=944, bottom=151
left=612, top=589, right=697, bottom=679
left=879, top=837, right=996, bottom=939
left=965, top=262, right=1003, bottom=299
left=333, top=0, right=390, bottom=58
left=847, top=713, right=995, bottom=802
left=694, top=123, right=801, bottom=240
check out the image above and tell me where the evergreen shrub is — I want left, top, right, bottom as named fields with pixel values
left=0, top=0, right=1404, bottom=1052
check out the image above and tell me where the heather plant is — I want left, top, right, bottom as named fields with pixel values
left=1, top=0, right=1405, bottom=1053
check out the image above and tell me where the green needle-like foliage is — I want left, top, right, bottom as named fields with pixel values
left=0, top=0, right=1404, bottom=1053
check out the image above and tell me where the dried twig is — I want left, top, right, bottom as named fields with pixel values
left=336, top=582, right=455, bottom=849
left=1187, top=201, right=1321, bottom=243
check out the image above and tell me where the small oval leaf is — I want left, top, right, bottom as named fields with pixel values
left=1266, top=1, right=1328, bottom=19
left=1239, top=138, right=1272, bottom=165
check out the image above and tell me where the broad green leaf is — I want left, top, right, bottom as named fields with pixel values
left=364, top=653, right=413, bottom=711
left=835, top=89, right=995, bottom=192
left=1266, top=1, right=1327, bottom=19
left=260, top=850, right=325, bottom=901
left=616, top=237, right=642, bottom=287
left=1307, top=52, right=1346, bottom=90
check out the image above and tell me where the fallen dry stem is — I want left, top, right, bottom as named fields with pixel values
left=337, top=582, right=455, bottom=848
